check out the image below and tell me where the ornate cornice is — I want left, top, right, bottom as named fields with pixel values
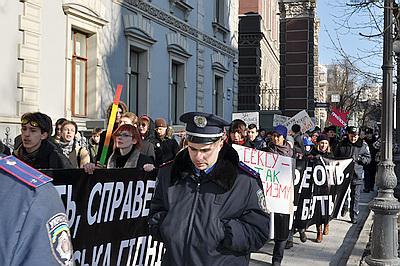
left=239, top=33, right=262, bottom=46
left=117, top=0, right=236, bottom=57
left=280, top=1, right=316, bottom=19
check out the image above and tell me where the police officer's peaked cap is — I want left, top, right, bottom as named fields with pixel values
left=346, top=126, right=360, bottom=135
left=180, top=112, right=230, bottom=144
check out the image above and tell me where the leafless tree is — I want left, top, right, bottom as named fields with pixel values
left=321, top=1, right=386, bottom=81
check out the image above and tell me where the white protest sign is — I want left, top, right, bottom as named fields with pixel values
left=233, top=144, right=294, bottom=214
left=273, top=114, right=290, bottom=127
left=232, top=112, right=259, bottom=128
left=283, top=110, right=315, bottom=133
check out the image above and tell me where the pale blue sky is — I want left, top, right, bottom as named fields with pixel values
left=316, top=1, right=382, bottom=77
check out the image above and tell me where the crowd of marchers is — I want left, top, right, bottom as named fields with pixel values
left=0, top=103, right=381, bottom=266
left=223, top=118, right=378, bottom=265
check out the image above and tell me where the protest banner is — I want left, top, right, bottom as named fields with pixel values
left=233, top=144, right=295, bottom=215
left=283, top=110, right=315, bottom=133
left=232, top=145, right=353, bottom=231
left=232, top=111, right=259, bottom=128
left=293, top=157, right=353, bottom=229
left=43, top=168, right=164, bottom=266
left=273, top=114, right=290, bottom=127
left=327, top=107, right=349, bottom=128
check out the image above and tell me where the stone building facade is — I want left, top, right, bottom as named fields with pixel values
left=238, top=0, right=280, bottom=111
left=279, top=0, right=316, bottom=117
left=0, top=0, right=239, bottom=147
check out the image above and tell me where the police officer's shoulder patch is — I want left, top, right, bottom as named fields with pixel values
left=0, top=155, right=53, bottom=188
left=46, top=213, right=74, bottom=265
left=256, top=189, right=269, bottom=214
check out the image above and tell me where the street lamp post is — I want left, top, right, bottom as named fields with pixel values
left=366, top=0, right=400, bottom=265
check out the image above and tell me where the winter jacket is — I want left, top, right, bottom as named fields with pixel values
left=87, top=138, right=99, bottom=163
left=149, top=144, right=270, bottom=265
left=151, top=136, right=179, bottom=167
left=248, top=137, right=266, bottom=150
left=13, top=140, right=73, bottom=170
left=63, top=142, right=90, bottom=168
left=107, top=147, right=153, bottom=169
left=293, top=132, right=305, bottom=158
left=309, top=147, right=334, bottom=159
left=140, top=140, right=156, bottom=163
left=334, top=138, right=371, bottom=184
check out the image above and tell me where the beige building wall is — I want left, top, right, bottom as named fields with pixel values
left=260, top=0, right=280, bottom=110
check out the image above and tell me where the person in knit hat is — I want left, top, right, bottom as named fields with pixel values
left=13, top=112, right=72, bottom=169
left=152, top=117, right=178, bottom=167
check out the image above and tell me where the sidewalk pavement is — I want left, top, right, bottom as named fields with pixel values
left=250, top=190, right=376, bottom=266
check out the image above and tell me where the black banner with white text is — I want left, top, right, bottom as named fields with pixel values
left=43, top=168, right=164, bottom=266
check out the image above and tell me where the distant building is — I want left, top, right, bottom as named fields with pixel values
left=0, top=0, right=239, bottom=147
left=315, top=65, right=328, bottom=129
left=279, top=0, right=317, bottom=117
left=238, top=0, right=280, bottom=111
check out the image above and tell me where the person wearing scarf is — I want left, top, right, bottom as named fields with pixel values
left=59, top=120, right=90, bottom=168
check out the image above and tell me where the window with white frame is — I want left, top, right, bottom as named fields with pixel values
left=63, top=3, right=108, bottom=119
left=71, top=30, right=88, bottom=117
left=124, top=14, right=156, bottom=115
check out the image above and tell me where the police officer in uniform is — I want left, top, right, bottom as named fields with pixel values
left=0, top=155, right=74, bottom=265
left=334, top=126, right=371, bottom=223
left=149, top=112, right=270, bottom=265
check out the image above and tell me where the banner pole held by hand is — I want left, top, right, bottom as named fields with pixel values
left=99, top=84, right=123, bottom=166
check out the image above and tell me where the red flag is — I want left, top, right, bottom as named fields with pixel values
left=328, top=107, right=349, bottom=127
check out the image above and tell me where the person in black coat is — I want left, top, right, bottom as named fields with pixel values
left=149, top=112, right=270, bottom=265
left=334, top=126, right=371, bottom=224
left=308, top=134, right=334, bottom=243
left=152, top=118, right=179, bottom=167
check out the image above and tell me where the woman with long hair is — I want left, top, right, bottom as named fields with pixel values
left=227, top=119, right=250, bottom=147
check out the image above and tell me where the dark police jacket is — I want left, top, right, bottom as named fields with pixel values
left=149, top=144, right=269, bottom=266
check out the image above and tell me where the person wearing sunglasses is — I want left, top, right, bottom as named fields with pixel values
left=13, top=112, right=72, bottom=169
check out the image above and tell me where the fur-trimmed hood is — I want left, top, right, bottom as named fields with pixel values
left=170, top=144, right=239, bottom=191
